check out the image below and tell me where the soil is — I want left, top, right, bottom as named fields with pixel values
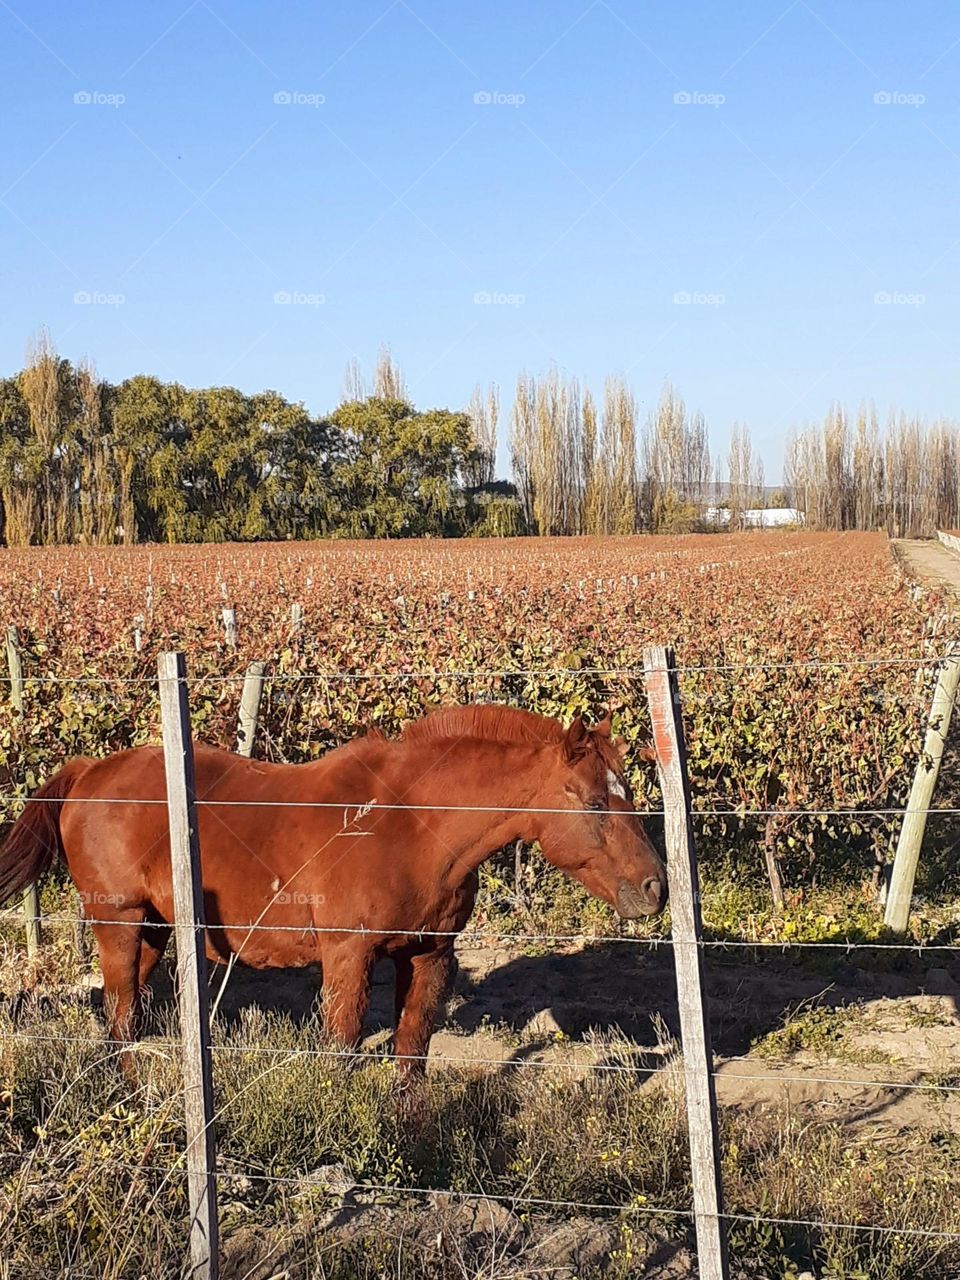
left=893, top=537, right=960, bottom=595
left=136, top=939, right=960, bottom=1135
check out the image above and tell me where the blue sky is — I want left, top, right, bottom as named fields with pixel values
left=1, top=0, right=958, bottom=476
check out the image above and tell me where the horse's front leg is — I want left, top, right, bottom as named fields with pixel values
left=393, top=945, right=455, bottom=1072
left=320, top=941, right=374, bottom=1050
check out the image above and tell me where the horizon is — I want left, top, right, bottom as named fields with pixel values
left=3, top=2, right=959, bottom=480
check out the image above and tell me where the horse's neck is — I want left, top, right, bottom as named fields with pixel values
left=404, top=740, right=545, bottom=883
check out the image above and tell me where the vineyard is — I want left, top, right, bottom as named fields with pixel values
left=3, top=530, right=960, bottom=1279
left=1, top=531, right=952, bottom=908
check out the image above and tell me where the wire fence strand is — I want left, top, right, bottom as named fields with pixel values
left=8, top=1151, right=959, bottom=1243
left=6, top=1025, right=960, bottom=1097
left=7, top=791, right=960, bottom=821
left=7, top=910, right=960, bottom=951
left=0, top=653, right=951, bottom=685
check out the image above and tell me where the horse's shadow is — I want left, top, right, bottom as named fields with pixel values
left=145, top=955, right=399, bottom=1034
left=441, top=940, right=960, bottom=1062
left=448, top=944, right=679, bottom=1046
left=133, top=933, right=960, bottom=1070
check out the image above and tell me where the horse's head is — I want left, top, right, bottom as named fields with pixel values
left=535, top=715, right=667, bottom=919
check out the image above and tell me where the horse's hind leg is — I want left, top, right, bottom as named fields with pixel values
left=136, top=916, right=172, bottom=1034
left=92, top=909, right=145, bottom=1043
left=138, top=916, right=171, bottom=994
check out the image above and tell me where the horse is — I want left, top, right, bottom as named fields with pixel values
left=0, top=704, right=666, bottom=1069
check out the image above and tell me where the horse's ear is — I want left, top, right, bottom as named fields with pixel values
left=563, top=716, right=590, bottom=762
left=636, top=742, right=657, bottom=766
left=594, top=711, right=612, bottom=737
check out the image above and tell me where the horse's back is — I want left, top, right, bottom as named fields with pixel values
left=58, top=743, right=268, bottom=902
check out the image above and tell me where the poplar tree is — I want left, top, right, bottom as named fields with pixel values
left=606, top=376, right=638, bottom=534
left=465, top=382, right=498, bottom=489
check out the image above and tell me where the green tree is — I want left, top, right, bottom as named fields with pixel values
left=112, top=375, right=177, bottom=543
left=19, top=330, right=79, bottom=545
left=328, top=395, right=474, bottom=537
left=181, top=386, right=259, bottom=541
left=255, top=391, right=339, bottom=539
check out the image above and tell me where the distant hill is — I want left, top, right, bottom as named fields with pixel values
left=706, top=482, right=785, bottom=502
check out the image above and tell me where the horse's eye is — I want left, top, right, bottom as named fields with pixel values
left=586, top=797, right=606, bottom=813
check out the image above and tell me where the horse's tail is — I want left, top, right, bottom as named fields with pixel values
left=0, top=760, right=90, bottom=905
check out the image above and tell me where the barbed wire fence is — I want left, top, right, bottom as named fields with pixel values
left=2, top=643, right=960, bottom=1280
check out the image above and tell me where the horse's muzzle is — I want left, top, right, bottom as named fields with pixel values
left=616, top=877, right=666, bottom=918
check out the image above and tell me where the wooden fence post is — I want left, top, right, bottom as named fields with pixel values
left=885, top=646, right=960, bottom=934
left=7, top=626, right=41, bottom=957
left=158, top=651, right=219, bottom=1280
left=290, top=602, right=303, bottom=633
left=236, top=662, right=265, bottom=758
left=222, top=607, right=237, bottom=649
left=6, top=626, right=23, bottom=712
left=643, top=645, right=729, bottom=1280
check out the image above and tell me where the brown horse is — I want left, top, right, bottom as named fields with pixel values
left=1, top=705, right=666, bottom=1068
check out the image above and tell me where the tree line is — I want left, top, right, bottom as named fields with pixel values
left=510, top=373, right=733, bottom=535
left=0, top=337, right=495, bottom=545
left=2, top=331, right=958, bottom=544
left=785, top=405, right=960, bottom=538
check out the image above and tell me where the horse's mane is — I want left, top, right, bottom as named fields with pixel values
left=352, top=704, right=626, bottom=775
left=401, top=704, right=565, bottom=749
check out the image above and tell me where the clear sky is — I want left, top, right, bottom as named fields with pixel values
left=2, top=0, right=958, bottom=477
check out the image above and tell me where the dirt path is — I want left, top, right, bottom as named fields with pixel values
left=894, top=537, right=960, bottom=594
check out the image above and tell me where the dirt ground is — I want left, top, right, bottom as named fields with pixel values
left=893, top=537, right=960, bottom=595
left=132, top=939, right=960, bottom=1138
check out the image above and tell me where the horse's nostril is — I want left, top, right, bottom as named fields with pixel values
left=641, top=876, right=664, bottom=906
left=616, top=877, right=666, bottom=919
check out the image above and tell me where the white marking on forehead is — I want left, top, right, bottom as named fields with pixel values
left=606, top=770, right=627, bottom=801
